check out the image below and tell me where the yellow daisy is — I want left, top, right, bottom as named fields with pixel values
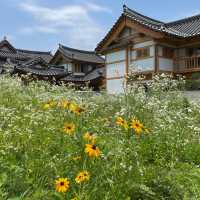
left=83, top=132, right=95, bottom=142
left=75, top=171, right=90, bottom=184
left=43, top=100, right=56, bottom=109
left=60, top=100, right=71, bottom=109
left=63, top=122, right=75, bottom=135
left=55, top=178, right=70, bottom=193
left=43, top=103, right=50, bottom=109
left=69, top=102, right=77, bottom=112
left=85, top=144, right=101, bottom=157
left=116, top=117, right=128, bottom=130
left=73, top=106, right=85, bottom=115
left=130, top=119, right=144, bottom=135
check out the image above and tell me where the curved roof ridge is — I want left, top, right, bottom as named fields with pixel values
left=166, top=13, right=200, bottom=26
left=59, top=44, right=96, bottom=54
left=123, top=5, right=164, bottom=26
left=17, top=48, right=52, bottom=55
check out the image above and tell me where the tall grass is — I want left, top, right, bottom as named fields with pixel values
left=0, top=75, right=199, bottom=200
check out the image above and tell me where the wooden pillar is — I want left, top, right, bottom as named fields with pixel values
left=154, top=44, right=159, bottom=73
left=125, top=47, right=129, bottom=75
left=125, top=46, right=129, bottom=88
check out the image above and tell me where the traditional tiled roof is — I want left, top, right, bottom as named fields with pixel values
left=96, top=5, right=200, bottom=52
left=13, top=55, right=105, bottom=81
left=14, top=57, right=67, bottom=77
left=60, top=67, right=105, bottom=82
left=21, top=57, right=49, bottom=68
left=0, top=50, right=28, bottom=60
left=17, top=49, right=52, bottom=63
left=0, top=39, right=52, bottom=63
left=123, top=5, right=200, bottom=37
left=59, top=44, right=105, bottom=64
left=166, top=15, right=200, bottom=37
left=16, top=66, right=67, bottom=77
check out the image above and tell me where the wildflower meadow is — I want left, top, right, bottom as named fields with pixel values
left=0, top=75, right=200, bottom=200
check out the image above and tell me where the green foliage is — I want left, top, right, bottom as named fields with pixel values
left=185, top=79, right=200, bottom=90
left=191, top=72, right=200, bottom=80
left=0, top=75, right=199, bottom=200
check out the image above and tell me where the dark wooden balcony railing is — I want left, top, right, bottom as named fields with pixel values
left=175, top=56, right=200, bottom=72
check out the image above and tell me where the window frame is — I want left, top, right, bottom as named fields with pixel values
left=135, top=47, right=151, bottom=60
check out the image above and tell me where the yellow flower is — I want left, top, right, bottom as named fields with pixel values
left=73, top=106, right=85, bottom=115
left=43, top=100, right=56, bottom=109
left=116, top=117, right=125, bottom=126
left=85, top=144, right=101, bottom=157
left=116, top=117, right=128, bottom=130
left=49, top=100, right=57, bottom=107
left=43, top=103, right=50, bottom=109
left=55, top=178, right=70, bottom=193
left=69, top=102, right=77, bottom=112
left=83, top=132, right=95, bottom=142
left=60, top=100, right=71, bottom=109
left=75, top=171, right=90, bottom=184
left=63, top=122, right=75, bottom=135
left=130, top=119, right=144, bottom=135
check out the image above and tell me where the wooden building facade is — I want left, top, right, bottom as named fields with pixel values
left=96, top=5, right=200, bottom=93
left=50, top=44, right=105, bottom=90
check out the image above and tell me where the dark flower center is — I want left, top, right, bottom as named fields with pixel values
left=92, top=145, right=96, bottom=150
left=60, top=181, right=64, bottom=186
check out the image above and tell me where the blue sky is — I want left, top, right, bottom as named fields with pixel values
left=0, top=0, right=200, bottom=52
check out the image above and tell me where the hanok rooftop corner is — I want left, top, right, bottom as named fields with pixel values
left=96, top=5, right=200, bottom=93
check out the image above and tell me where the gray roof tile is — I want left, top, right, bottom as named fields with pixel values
left=0, top=39, right=53, bottom=63
left=123, top=5, right=200, bottom=37
left=59, top=44, right=105, bottom=64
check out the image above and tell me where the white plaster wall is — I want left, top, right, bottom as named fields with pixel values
left=133, top=41, right=154, bottom=49
left=158, top=46, right=163, bottom=56
left=106, top=50, right=126, bottom=63
left=159, top=58, right=173, bottom=71
left=107, top=62, right=126, bottom=78
left=130, top=58, right=155, bottom=71
left=107, top=78, right=125, bottom=94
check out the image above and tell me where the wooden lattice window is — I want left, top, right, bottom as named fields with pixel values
left=136, top=47, right=150, bottom=59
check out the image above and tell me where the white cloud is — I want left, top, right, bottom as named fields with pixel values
left=85, top=2, right=112, bottom=13
left=18, top=1, right=111, bottom=50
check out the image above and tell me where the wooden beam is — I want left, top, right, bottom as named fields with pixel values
left=107, top=76, right=124, bottom=80
left=125, top=18, right=165, bottom=39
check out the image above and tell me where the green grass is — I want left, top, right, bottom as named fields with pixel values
left=0, top=75, right=200, bottom=200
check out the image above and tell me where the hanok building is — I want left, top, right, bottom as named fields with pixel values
left=50, top=44, right=105, bottom=90
left=12, top=57, right=68, bottom=83
left=96, top=5, right=200, bottom=94
left=0, top=37, right=52, bottom=74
